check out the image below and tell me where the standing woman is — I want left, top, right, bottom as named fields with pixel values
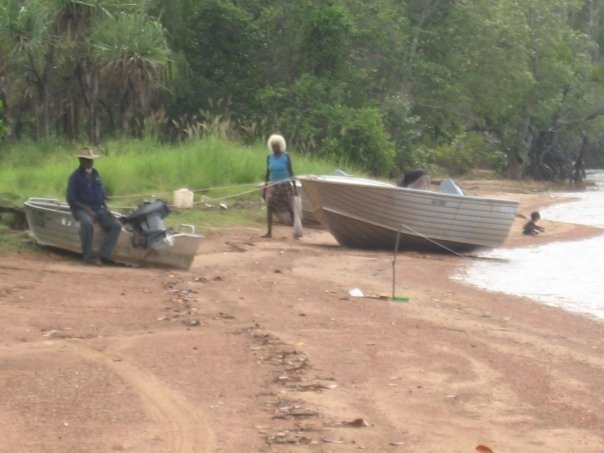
left=262, top=134, right=298, bottom=238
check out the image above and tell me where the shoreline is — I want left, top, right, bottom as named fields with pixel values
left=0, top=183, right=603, bottom=451
left=454, top=184, right=604, bottom=321
left=467, top=181, right=604, bottom=249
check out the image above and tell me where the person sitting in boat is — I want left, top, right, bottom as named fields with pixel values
left=523, top=211, right=545, bottom=235
left=66, top=147, right=121, bottom=265
left=261, top=134, right=299, bottom=238
left=398, top=170, right=431, bottom=190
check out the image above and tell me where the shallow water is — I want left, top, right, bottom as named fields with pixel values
left=456, top=170, right=604, bottom=320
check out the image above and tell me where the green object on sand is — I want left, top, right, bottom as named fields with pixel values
left=393, top=296, right=409, bottom=303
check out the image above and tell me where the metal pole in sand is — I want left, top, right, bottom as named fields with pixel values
left=392, top=226, right=402, bottom=300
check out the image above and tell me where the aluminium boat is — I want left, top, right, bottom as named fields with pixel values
left=298, top=175, right=518, bottom=252
left=24, top=198, right=202, bottom=269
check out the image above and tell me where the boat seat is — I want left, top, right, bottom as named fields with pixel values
left=440, top=179, right=464, bottom=195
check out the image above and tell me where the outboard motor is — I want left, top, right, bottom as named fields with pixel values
left=121, top=199, right=174, bottom=249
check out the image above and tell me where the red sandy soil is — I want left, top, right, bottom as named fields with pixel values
left=1, top=181, right=603, bottom=452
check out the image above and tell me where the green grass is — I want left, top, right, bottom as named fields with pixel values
left=168, top=202, right=267, bottom=235
left=0, top=137, right=358, bottom=198
left=0, top=225, right=41, bottom=254
left=0, top=136, right=368, bottom=236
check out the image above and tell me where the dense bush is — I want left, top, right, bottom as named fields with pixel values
left=0, top=100, right=6, bottom=143
left=320, top=107, right=395, bottom=176
left=1, top=0, right=603, bottom=180
left=435, top=133, right=506, bottom=175
left=410, top=132, right=506, bottom=176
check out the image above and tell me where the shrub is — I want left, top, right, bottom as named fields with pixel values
left=410, top=132, right=506, bottom=176
left=319, top=106, right=395, bottom=176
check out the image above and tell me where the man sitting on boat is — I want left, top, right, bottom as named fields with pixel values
left=66, top=147, right=121, bottom=265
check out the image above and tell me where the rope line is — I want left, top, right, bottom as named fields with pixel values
left=399, top=224, right=508, bottom=262
left=192, top=186, right=261, bottom=204
left=399, top=223, right=474, bottom=261
left=107, top=179, right=296, bottom=208
left=108, top=191, right=173, bottom=200
left=106, top=183, right=256, bottom=200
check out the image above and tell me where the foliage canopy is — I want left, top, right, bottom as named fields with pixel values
left=1, top=0, right=604, bottom=180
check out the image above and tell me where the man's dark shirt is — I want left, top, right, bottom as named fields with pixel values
left=66, top=167, right=106, bottom=213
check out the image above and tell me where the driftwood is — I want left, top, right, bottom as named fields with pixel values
left=0, top=205, right=28, bottom=230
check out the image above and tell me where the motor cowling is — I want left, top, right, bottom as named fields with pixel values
left=122, top=200, right=173, bottom=249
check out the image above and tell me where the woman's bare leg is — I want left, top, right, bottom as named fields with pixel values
left=262, top=208, right=273, bottom=238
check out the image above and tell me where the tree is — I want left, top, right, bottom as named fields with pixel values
left=519, top=0, right=604, bottom=181
left=1, top=0, right=603, bottom=181
left=296, top=3, right=353, bottom=78
left=89, top=12, right=171, bottom=138
left=396, top=0, right=604, bottom=181
left=0, top=0, right=55, bottom=138
left=157, top=0, right=262, bottom=120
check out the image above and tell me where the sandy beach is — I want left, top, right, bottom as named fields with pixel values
left=1, top=182, right=603, bottom=452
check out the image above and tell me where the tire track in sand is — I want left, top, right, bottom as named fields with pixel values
left=67, top=339, right=216, bottom=452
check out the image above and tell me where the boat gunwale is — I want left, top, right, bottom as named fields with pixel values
left=298, top=174, right=519, bottom=206
left=24, top=198, right=204, bottom=240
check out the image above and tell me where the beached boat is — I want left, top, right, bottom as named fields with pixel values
left=23, top=198, right=202, bottom=269
left=298, top=175, right=518, bottom=252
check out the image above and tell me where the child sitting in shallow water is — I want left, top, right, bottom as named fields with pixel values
left=523, top=211, right=545, bottom=235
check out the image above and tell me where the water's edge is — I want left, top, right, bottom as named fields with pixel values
left=457, top=170, right=604, bottom=320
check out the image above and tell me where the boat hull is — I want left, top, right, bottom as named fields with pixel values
left=299, top=176, right=518, bottom=252
left=24, top=198, right=202, bottom=269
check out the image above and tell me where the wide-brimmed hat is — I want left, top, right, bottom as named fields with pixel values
left=75, top=147, right=100, bottom=159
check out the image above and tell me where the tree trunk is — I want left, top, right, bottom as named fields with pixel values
left=29, top=47, right=54, bottom=140
left=505, top=148, right=524, bottom=179
left=526, top=86, right=569, bottom=180
left=76, top=62, right=100, bottom=144
left=120, top=85, right=134, bottom=136
left=573, top=128, right=588, bottom=184
left=62, top=99, right=79, bottom=141
left=42, top=82, right=51, bottom=139
left=401, top=0, right=445, bottom=101
left=86, top=71, right=100, bottom=145
left=99, top=100, right=115, bottom=132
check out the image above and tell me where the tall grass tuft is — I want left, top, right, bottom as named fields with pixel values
left=0, top=136, right=362, bottom=206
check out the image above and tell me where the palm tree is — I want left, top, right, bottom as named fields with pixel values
left=51, top=0, right=138, bottom=141
left=0, top=0, right=55, bottom=139
left=89, top=12, right=171, bottom=137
